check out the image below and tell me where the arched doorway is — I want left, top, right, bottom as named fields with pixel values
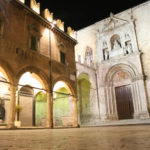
left=115, top=85, right=134, bottom=119
left=104, top=63, right=149, bottom=120
left=17, top=72, right=47, bottom=127
left=113, top=71, right=134, bottom=119
left=77, top=73, right=91, bottom=124
left=53, top=81, right=74, bottom=127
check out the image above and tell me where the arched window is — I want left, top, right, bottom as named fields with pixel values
left=110, top=34, right=122, bottom=50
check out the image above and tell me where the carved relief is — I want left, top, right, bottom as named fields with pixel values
left=101, top=13, right=129, bottom=33
left=113, top=71, right=130, bottom=82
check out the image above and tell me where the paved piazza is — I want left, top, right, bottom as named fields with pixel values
left=0, top=125, right=150, bottom=150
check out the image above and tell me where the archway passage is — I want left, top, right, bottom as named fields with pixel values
left=0, top=67, right=11, bottom=125
left=35, top=92, right=46, bottom=126
left=77, top=73, right=91, bottom=124
left=18, top=72, right=47, bottom=127
left=53, top=81, right=74, bottom=127
left=115, top=85, right=134, bottom=120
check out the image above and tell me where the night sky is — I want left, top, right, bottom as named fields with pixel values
left=28, top=0, right=147, bottom=31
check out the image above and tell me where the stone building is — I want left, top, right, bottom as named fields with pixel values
left=0, top=0, right=78, bottom=128
left=75, top=1, right=150, bottom=125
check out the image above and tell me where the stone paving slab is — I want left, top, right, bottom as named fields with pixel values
left=0, top=125, right=150, bottom=150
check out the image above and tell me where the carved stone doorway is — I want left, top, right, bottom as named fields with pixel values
left=115, top=85, right=134, bottom=120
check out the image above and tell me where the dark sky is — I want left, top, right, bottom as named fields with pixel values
left=33, top=0, right=147, bottom=30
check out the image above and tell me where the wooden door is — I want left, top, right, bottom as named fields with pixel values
left=115, top=85, right=134, bottom=120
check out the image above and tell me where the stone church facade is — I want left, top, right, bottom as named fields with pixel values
left=75, top=1, right=150, bottom=125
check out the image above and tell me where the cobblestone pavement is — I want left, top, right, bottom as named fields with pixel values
left=0, top=125, right=150, bottom=150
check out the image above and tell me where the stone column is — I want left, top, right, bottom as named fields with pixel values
left=46, top=91, right=53, bottom=128
left=73, top=98, right=78, bottom=127
left=8, top=85, right=17, bottom=128
left=133, top=79, right=149, bottom=119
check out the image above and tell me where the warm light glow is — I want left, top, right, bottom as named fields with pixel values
left=44, top=28, right=49, bottom=37
left=0, top=71, right=8, bottom=96
left=30, top=0, right=40, bottom=14
left=53, top=81, right=67, bottom=92
left=19, top=72, right=43, bottom=89
left=0, top=85, right=8, bottom=96
left=44, top=9, right=53, bottom=22
left=53, top=20, right=56, bottom=25
left=19, top=0, right=25, bottom=3
left=67, top=27, right=75, bottom=38
left=0, top=72, right=5, bottom=79
left=56, top=19, right=64, bottom=31
left=0, top=67, right=9, bottom=82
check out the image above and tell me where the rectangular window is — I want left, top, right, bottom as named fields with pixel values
left=60, top=51, right=66, bottom=64
left=0, top=20, right=4, bottom=36
left=0, top=20, right=2, bottom=31
left=30, top=35, right=39, bottom=51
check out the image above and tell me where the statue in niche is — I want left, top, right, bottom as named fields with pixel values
left=111, top=34, right=122, bottom=50
left=113, top=39, right=121, bottom=50
left=125, top=42, right=133, bottom=54
left=85, top=46, right=93, bottom=66
left=103, top=49, right=109, bottom=60
left=103, top=41, right=107, bottom=48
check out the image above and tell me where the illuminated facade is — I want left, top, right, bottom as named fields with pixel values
left=75, top=1, right=150, bottom=125
left=0, top=0, right=78, bottom=128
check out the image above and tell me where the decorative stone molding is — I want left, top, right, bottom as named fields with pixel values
left=67, top=27, right=75, bottom=38
left=30, top=0, right=40, bottom=14
left=43, top=9, right=53, bottom=22
left=132, top=74, right=146, bottom=82
left=56, top=19, right=64, bottom=31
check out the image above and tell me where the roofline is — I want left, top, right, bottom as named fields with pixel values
left=14, top=0, right=77, bottom=44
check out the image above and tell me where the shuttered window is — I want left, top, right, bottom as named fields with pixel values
left=60, top=51, right=66, bottom=64
left=30, top=35, right=39, bottom=51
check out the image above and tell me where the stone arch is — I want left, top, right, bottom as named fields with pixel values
left=105, top=63, right=139, bottom=83
left=16, top=66, right=50, bottom=91
left=103, top=63, right=149, bottom=120
left=77, top=73, right=92, bottom=124
left=110, top=34, right=122, bottom=50
left=0, top=58, right=14, bottom=84
left=52, top=77, right=76, bottom=127
left=52, top=76, right=75, bottom=97
left=78, top=73, right=91, bottom=83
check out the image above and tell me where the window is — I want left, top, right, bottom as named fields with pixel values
left=0, top=20, right=4, bottom=36
left=60, top=51, right=66, bottom=64
left=0, top=20, right=2, bottom=31
left=30, top=35, right=39, bottom=51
